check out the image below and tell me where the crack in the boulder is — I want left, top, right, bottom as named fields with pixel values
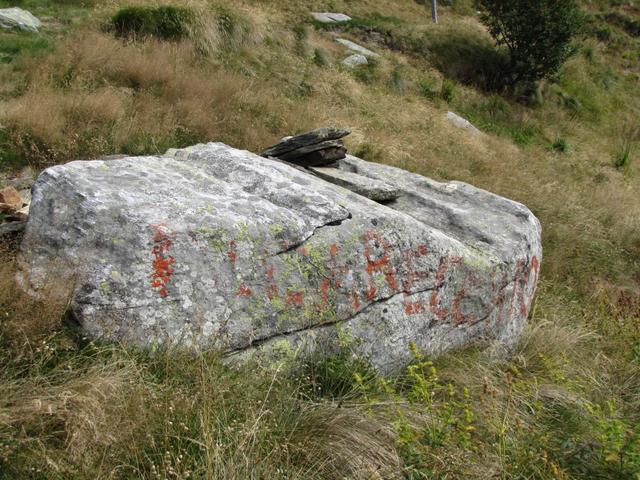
left=226, top=270, right=522, bottom=356
left=275, top=211, right=352, bottom=257
left=226, top=286, right=436, bottom=355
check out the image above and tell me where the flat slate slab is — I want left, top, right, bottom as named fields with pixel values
left=261, top=127, right=350, bottom=158
left=311, top=12, right=352, bottom=24
left=310, top=166, right=400, bottom=202
left=0, top=7, right=41, bottom=32
left=18, top=143, right=542, bottom=373
left=336, top=38, right=379, bottom=58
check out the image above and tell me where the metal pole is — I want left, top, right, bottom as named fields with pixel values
left=431, top=0, right=438, bottom=23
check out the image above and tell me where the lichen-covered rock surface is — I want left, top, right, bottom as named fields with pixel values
left=17, top=143, right=541, bottom=372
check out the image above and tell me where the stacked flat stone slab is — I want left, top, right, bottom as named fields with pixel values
left=17, top=142, right=542, bottom=373
left=261, top=127, right=350, bottom=167
left=0, top=8, right=41, bottom=32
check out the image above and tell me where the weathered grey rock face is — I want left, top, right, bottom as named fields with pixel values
left=17, top=143, right=541, bottom=373
left=0, top=8, right=41, bottom=32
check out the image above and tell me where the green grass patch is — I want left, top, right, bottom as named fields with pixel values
left=111, top=5, right=194, bottom=41
left=0, top=31, right=50, bottom=64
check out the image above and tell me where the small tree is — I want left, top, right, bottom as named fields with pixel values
left=478, top=0, right=583, bottom=87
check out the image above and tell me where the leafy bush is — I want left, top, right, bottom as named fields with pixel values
left=478, top=0, right=583, bottom=86
left=111, top=6, right=194, bottom=41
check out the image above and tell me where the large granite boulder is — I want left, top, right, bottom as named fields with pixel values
left=17, top=143, right=541, bottom=372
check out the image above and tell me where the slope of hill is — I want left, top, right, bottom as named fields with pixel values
left=1, top=0, right=639, bottom=478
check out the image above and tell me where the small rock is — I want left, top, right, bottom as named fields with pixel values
left=342, top=54, right=368, bottom=68
left=311, top=12, right=352, bottom=24
left=262, top=127, right=351, bottom=158
left=335, top=38, right=379, bottom=58
left=0, top=186, right=22, bottom=208
left=446, top=111, right=482, bottom=136
left=0, top=7, right=41, bottom=32
left=309, top=166, right=400, bottom=202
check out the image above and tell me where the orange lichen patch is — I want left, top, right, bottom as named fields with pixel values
left=150, top=223, right=176, bottom=298
left=267, top=284, right=279, bottom=300
left=330, top=244, right=338, bottom=257
left=429, top=256, right=462, bottom=322
left=298, top=246, right=309, bottom=257
left=362, top=230, right=400, bottom=297
left=384, top=270, right=398, bottom=291
left=351, top=292, right=361, bottom=311
left=404, top=301, right=425, bottom=315
left=227, top=240, right=237, bottom=264
left=365, top=286, right=377, bottom=301
left=451, top=286, right=472, bottom=325
left=365, top=255, right=391, bottom=275
left=320, top=278, right=331, bottom=304
left=513, top=256, right=541, bottom=317
left=285, top=291, right=304, bottom=306
left=266, top=265, right=275, bottom=280
left=236, top=284, right=252, bottom=297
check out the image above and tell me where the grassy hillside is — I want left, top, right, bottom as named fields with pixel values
left=1, top=0, right=639, bottom=478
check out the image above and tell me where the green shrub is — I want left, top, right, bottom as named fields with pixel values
left=111, top=6, right=194, bottom=41
left=350, top=57, right=380, bottom=84
left=553, top=137, right=569, bottom=153
left=313, top=48, right=329, bottom=66
left=417, top=79, right=438, bottom=100
left=478, top=0, right=583, bottom=87
left=440, top=79, right=456, bottom=102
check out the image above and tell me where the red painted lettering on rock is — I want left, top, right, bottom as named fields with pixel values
left=150, top=223, right=176, bottom=298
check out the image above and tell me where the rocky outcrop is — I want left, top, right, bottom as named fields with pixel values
left=0, top=8, right=41, bottom=32
left=17, top=142, right=541, bottom=373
